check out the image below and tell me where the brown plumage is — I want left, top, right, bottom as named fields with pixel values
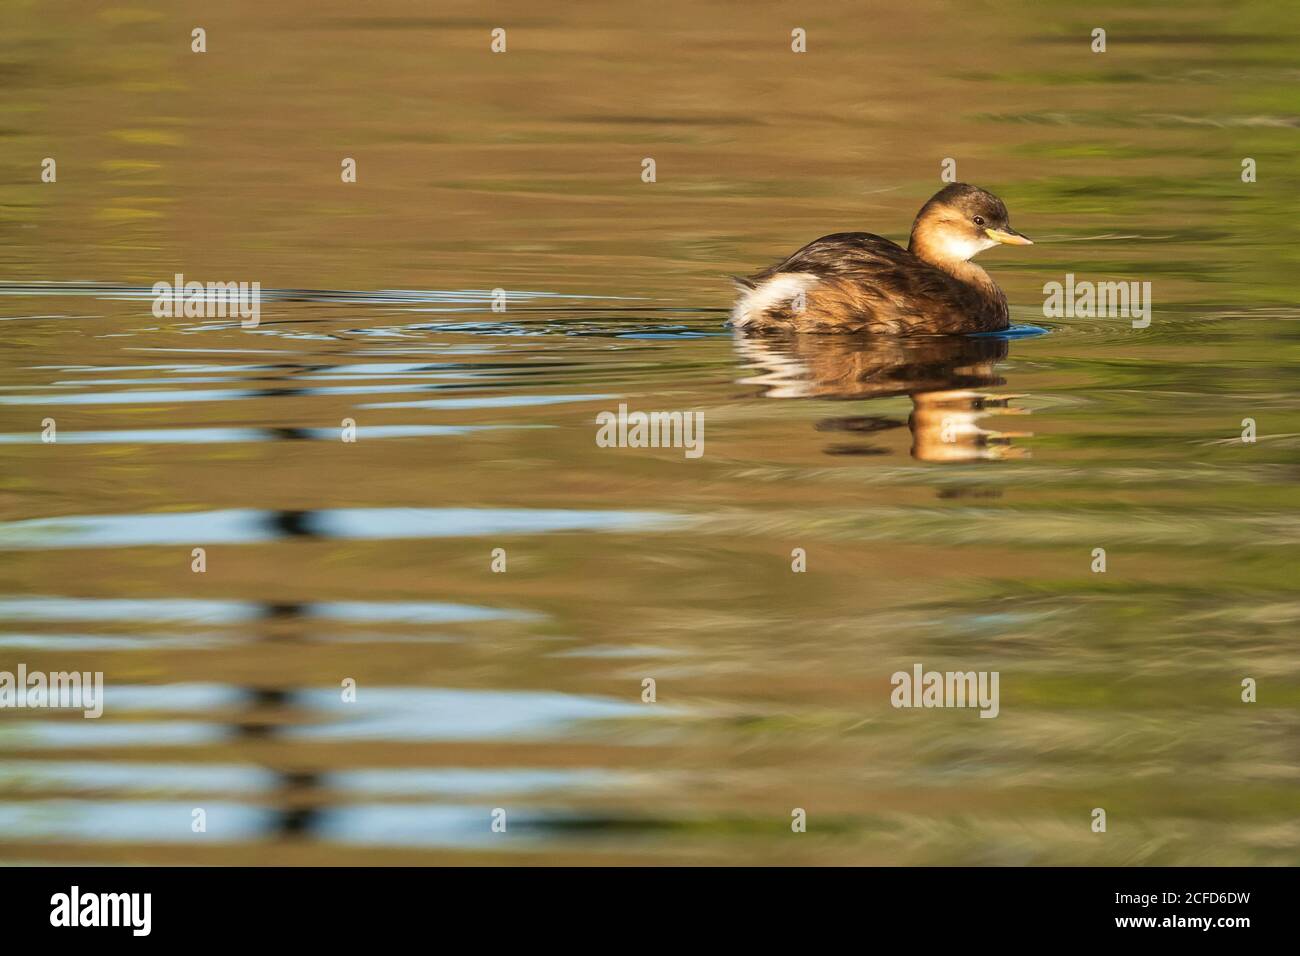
left=731, top=183, right=1032, bottom=335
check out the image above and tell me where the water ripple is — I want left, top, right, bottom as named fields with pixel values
left=0, top=507, right=685, bottom=550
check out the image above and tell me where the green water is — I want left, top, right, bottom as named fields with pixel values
left=0, top=1, right=1296, bottom=864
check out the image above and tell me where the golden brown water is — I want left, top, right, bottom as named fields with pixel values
left=0, top=1, right=1297, bottom=864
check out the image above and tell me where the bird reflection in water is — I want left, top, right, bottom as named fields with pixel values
left=733, top=332, right=1031, bottom=463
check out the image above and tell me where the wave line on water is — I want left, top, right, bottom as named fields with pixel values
left=0, top=282, right=647, bottom=305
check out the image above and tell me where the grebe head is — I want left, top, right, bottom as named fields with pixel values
left=908, top=183, right=1032, bottom=268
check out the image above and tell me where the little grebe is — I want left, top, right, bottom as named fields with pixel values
left=731, top=183, right=1032, bottom=335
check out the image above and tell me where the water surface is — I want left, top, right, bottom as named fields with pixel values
left=0, top=1, right=1297, bottom=865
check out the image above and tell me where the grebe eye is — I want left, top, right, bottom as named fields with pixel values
left=973, top=216, right=985, bottom=226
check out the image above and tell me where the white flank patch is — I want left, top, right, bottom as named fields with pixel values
left=731, top=273, right=819, bottom=326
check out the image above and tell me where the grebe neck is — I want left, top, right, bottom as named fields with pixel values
left=910, top=239, right=999, bottom=294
